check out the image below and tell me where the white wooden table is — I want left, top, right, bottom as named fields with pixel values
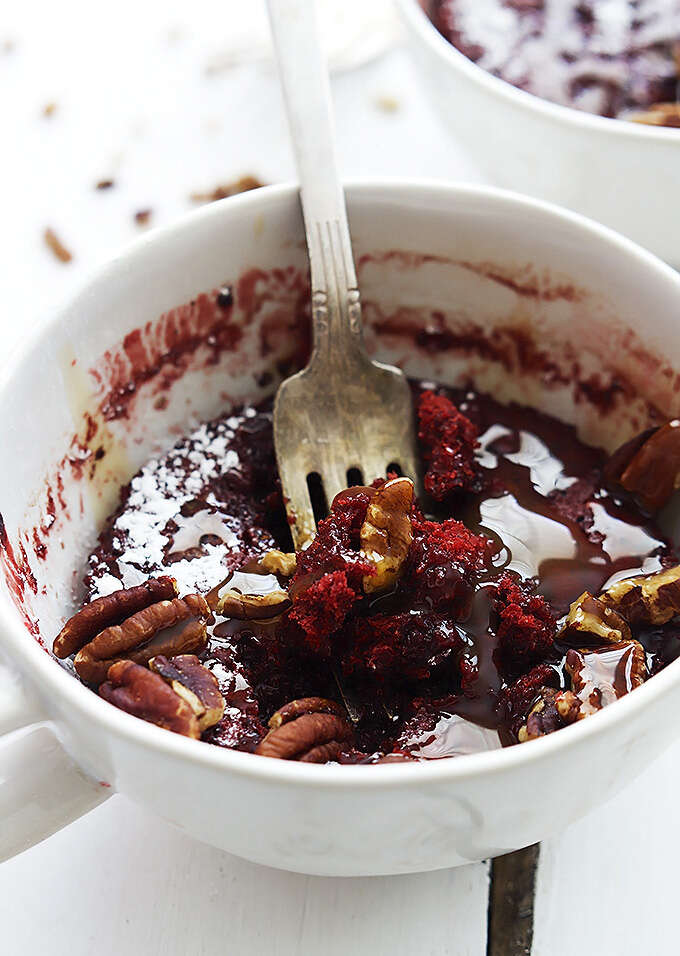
left=2, top=2, right=679, bottom=952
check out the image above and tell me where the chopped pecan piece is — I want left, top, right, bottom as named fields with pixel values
left=257, top=549, right=297, bottom=578
left=559, top=591, right=631, bottom=645
left=517, top=687, right=582, bottom=742
left=600, top=565, right=680, bottom=627
left=360, top=476, right=414, bottom=594
left=206, top=567, right=290, bottom=619
left=149, top=654, right=224, bottom=732
left=256, top=697, right=352, bottom=762
left=74, top=593, right=210, bottom=685
left=604, top=420, right=680, bottom=512
left=565, top=641, right=647, bottom=715
left=628, top=103, right=680, bottom=128
left=100, top=660, right=200, bottom=737
left=53, top=576, right=178, bottom=658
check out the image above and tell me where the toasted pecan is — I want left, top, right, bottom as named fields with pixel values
left=360, top=476, right=414, bottom=595
left=565, top=641, right=646, bottom=714
left=604, top=421, right=680, bottom=512
left=100, top=660, right=200, bottom=737
left=257, top=549, right=297, bottom=578
left=53, top=577, right=178, bottom=658
left=599, top=565, right=680, bottom=627
left=149, top=654, right=224, bottom=732
left=74, top=593, right=210, bottom=684
left=628, top=103, right=680, bottom=128
left=559, top=591, right=632, bottom=646
left=207, top=568, right=290, bottom=619
left=517, top=687, right=582, bottom=742
left=256, top=697, right=352, bottom=762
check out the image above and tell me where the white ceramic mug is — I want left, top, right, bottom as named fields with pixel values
left=397, top=0, right=680, bottom=267
left=2, top=182, right=680, bottom=876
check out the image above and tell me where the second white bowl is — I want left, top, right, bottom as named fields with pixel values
left=397, top=0, right=680, bottom=266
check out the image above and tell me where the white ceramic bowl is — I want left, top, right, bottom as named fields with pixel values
left=2, top=181, right=680, bottom=876
left=397, top=0, right=680, bottom=266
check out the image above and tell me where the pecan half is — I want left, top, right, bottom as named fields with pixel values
left=604, top=420, right=680, bottom=512
left=206, top=568, right=290, bottom=619
left=565, top=641, right=646, bottom=715
left=517, top=687, right=582, bottom=742
left=53, top=577, right=178, bottom=659
left=559, top=591, right=631, bottom=645
left=360, top=476, right=414, bottom=595
left=256, top=697, right=352, bottom=762
left=149, top=654, right=224, bottom=732
left=599, top=565, right=680, bottom=627
left=74, top=593, right=210, bottom=684
left=100, top=660, right=200, bottom=737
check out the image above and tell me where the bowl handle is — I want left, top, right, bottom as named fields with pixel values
left=0, top=660, right=111, bottom=862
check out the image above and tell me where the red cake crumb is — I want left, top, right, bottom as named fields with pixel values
left=406, top=516, right=493, bottom=611
left=417, top=390, right=483, bottom=499
left=344, top=611, right=464, bottom=680
left=293, top=487, right=375, bottom=592
left=459, top=654, right=480, bottom=696
left=494, top=574, right=556, bottom=675
left=287, top=570, right=358, bottom=657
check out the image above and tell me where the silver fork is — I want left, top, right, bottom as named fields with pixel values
left=267, top=0, right=420, bottom=549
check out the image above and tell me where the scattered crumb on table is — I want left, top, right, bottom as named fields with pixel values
left=190, top=175, right=264, bottom=203
left=42, top=102, right=57, bottom=118
left=134, top=209, right=152, bottom=226
left=375, top=95, right=400, bottom=113
left=96, top=179, right=115, bottom=190
left=44, top=227, right=73, bottom=263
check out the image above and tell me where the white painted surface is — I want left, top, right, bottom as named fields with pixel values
left=0, top=797, right=490, bottom=955
left=535, top=738, right=680, bottom=956
left=1, top=0, right=677, bottom=952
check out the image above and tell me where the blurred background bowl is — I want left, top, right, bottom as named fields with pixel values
left=397, top=0, right=680, bottom=266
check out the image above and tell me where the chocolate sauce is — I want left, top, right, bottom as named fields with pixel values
left=82, top=383, right=677, bottom=760
left=448, top=585, right=503, bottom=729
left=458, top=392, right=667, bottom=615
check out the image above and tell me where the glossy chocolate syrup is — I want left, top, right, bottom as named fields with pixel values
left=456, top=390, right=667, bottom=613
left=85, top=384, right=676, bottom=758
left=398, top=388, right=671, bottom=741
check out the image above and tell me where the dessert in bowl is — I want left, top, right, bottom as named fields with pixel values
left=2, top=182, right=680, bottom=875
left=397, top=0, right=680, bottom=264
left=54, top=376, right=680, bottom=762
left=430, top=1, right=680, bottom=126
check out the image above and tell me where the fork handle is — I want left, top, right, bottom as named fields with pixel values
left=267, top=0, right=366, bottom=367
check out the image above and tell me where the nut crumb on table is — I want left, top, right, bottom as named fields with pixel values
left=43, top=227, right=73, bottom=263
left=190, top=175, right=265, bottom=203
